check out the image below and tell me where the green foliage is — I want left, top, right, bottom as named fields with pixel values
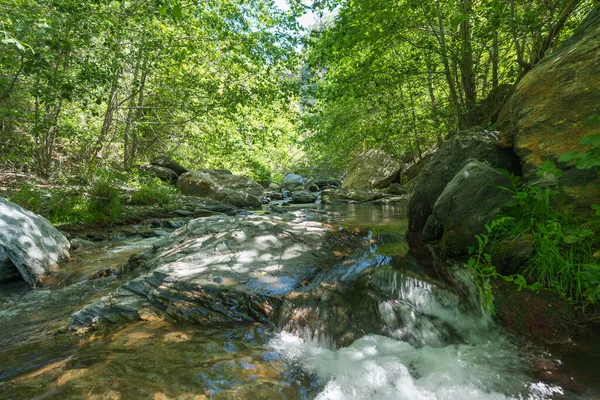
left=131, top=176, right=177, bottom=206
left=469, top=160, right=600, bottom=309
left=88, top=178, right=123, bottom=221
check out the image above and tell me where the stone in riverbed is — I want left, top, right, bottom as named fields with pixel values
left=69, top=213, right=349, bottom=329
left=291, top=191, right=318, bottom=204
left=178, top=170, right=264, bottom=209
left=408, top=128, right=521, bottom=233
left=321, top=188, right=386, bottom=204
left=282, top=174, right=305, bottom=191
left=0, top=197, right=70, bottom=286
left=422, top=160, right=512, bottom=256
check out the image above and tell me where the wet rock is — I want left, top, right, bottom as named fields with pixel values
left=69, top=213, right=354, bottom=329
left=150, top=156, right=190, bottom=176
left=0, top=197, right=70, bottom=286
left=178, top=170, right=264, bottom=209
left=291, top=191, right=318, bottom=204
left=408, top=128, right=521, bottom=232
left=173, top=209, right=193, bottom=217
left=282, top=174, right=305, bottom=191
left=87, top=268, right=119, bottom=281
left=422, top=161, right=512, bottom=256
left=493, top=279, right=578, bottom=345
left=498, top=5, right=600, bottom=211
left=321, top=188, right=386, bottom=204
left=342, top=150, right=401, bottom=190
left=266, top=191, right=284, bottom=201
left=70, top=238, right=95, bottom=250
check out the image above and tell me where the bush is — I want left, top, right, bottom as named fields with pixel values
left=88, top=179, right=123, bottom=220
left=131, top=178, right=177, bottom=206
left=469, top=161, right=600, bottom=309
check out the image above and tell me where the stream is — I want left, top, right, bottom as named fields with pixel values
left=0, top=204, right=598, bottom=399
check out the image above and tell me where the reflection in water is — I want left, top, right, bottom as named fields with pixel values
left=0, top=204, right=598, bottom=399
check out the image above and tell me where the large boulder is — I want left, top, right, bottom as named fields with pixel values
left=178, top=170, right=264, bottom=209
left=342, top=150, right=401, bottom=190
left=0, top=197, right=70, bottom=286
left=282, top=174, right=305, bottom=191
left=498, top=5, right=600, bottom=209
left=408, top=128, right=521, bottom=232
left=69, top=214, right=353, bottom=329
left=150, top=156, right=190, bottom=176
left=422, top=161, right=512, bottom=256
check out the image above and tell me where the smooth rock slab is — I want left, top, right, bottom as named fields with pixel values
left=69, top=213, right=347, bottom=329
left=0, top=197, right=70, bottom=286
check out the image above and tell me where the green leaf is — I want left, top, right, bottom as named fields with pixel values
left=579, top=134, right=600, bottom=147
left=450, top=14, right=468, bottom=28
left=558, top=151, right=580, bottom=163
left=504, top=199, right=519, bottom=207
left=537, top=160, right=563, bottom=177
left=575, top=151, right=600, bottom=170
left=172, top=4, right=182, bottom=19
left=159, top=6, right=168, bottom=16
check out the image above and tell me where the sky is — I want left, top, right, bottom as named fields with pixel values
left=274, top=0, right=318, bottom=29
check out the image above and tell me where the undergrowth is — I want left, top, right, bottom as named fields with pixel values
left=7, top=168, right=177, bottom=224
left=469, top=134, right=600, bottom=311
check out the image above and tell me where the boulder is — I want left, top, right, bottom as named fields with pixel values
left=282, top=174, right=305, bottom=191
left=0, top=197, right=70, bottom=286
left=178, top=170, right=264, bottom=209
left=385, top=183, right=409, bottom=196
left=401, top=153, right=433, bottom=183
left=265, top=191, right=283, bottom=201
left=69, top=214, right=351, bottom=329
left=304, top=182, right=320, bottom=193
left=150, top=156, right=190, bottom=176
left=498, top=5, right=600, bottom=210
left=321, top=188, right=387, bottom=204
left=342, top=150, right=401, bottom=190
left=422, top=161, right=512, bottom=256
left=143, top=165, right=178, bottom=183
left=291, top=191, right=318, bottom=204
left=408, top=128, right=521, bottom=232
left=269, top=182, right=281, bottom=191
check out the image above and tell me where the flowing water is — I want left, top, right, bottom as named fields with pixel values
left=0, top=204, right=598, bottom=399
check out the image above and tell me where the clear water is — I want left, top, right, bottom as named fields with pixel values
left=0, top=204, right=598, bottom=399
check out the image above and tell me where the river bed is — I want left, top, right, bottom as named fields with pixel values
left=0, top=204, right=598, bottom=399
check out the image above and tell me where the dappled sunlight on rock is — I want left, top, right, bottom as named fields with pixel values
left=0, top=197, right=70, bottom=286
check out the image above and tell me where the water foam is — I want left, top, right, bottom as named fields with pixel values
left=270, top=332, right=561, bottom=400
